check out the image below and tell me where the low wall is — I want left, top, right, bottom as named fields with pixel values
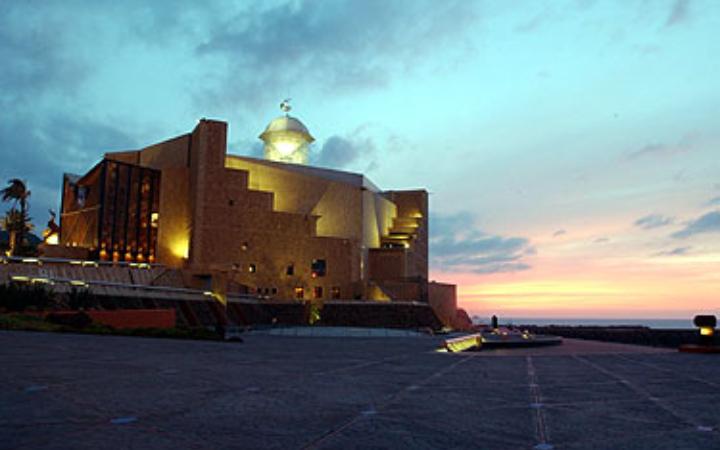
left=227, top=301, right=442, bottom=330
left=45, top=309, right=176, bottom=329
left=525, top=326, right=701, bottom=348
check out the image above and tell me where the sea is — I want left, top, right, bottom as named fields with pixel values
left=471, top=317, right=694, bottom=329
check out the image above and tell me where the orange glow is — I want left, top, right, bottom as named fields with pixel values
left=433, top=243, right=720, bottom=318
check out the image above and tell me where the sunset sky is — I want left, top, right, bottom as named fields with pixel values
left=1, top=0, right=718, bottom=318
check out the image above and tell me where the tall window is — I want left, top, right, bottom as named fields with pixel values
left=331, top=286, right=340, bottom=299
left=313, top=286, right=323, bottom=299
left=286, top=264, right=294, bottom=276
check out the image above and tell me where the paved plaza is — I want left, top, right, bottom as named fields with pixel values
left=1, top=330, right=719, bottom=449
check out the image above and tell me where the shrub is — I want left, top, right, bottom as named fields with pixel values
left=66, top=288, right=98, bottom=310
left=45, top=311, right=93, bottom=329
left=0, top=283, right=55, bottom=311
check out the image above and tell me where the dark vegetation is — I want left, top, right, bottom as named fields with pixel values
left=0, top=284, right=223, bottom=341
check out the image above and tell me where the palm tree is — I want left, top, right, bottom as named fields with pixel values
left=1, top=179, right=31, bottom=255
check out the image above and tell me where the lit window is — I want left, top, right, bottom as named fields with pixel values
left=331, top=286, right=340, bottom=299
left=286, top=264, right=294, bottom=276
left=150, top=212, right=159, bottom=228
left=294, top=287, right=304, bottom=299
left=311, top=259, right=326, bottom=277
left=314, top=286, right=323, bottom=299
left=249, top=263, right=256, bottom=273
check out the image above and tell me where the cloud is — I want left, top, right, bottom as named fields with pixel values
left=671, top=210, right=720, bottom=238
left=652, top=246, right=692, bottom=257
left=430, top=212, right=534, bottom=274
left=705, top=196, right=720, bottom=207
left=194, top=0, right=479, bottom=109
left=593, top=237, right=610, bottom=243
left=665, top=0, right=690, bottom=27
left=552, top=229, right=566, bottom=237
left=625, top=133, right=698, bottom=160
left=0, top=7, right=87, bottom=110
left=314, top=135, right=375, bottom=170
left=634, top=214, right=675, bottom=229
left=0, top=112, right=138, bottom=226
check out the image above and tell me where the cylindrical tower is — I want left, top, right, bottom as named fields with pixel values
left=259, top=101, right=314, bottom=165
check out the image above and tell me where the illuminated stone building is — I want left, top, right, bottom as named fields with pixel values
left=59, top=110, right=456, bottom=309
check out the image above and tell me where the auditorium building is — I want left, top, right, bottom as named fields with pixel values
left=57, top=109, right=456, bottom=316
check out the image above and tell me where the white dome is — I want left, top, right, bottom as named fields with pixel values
left=259, top=115, right=314, bottom=143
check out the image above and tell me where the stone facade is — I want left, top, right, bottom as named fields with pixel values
left=59, top=118, right=457, bottom=311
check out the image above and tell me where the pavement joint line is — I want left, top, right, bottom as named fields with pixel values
left=612, top=353, right=720, bottom=390
left=311, top=354, right=410, bottom=376
left=572, top=355, right=703, bottom=430
left=527, top=356, right=552, bottom=449
left=299, top=352, right=478, bottom=449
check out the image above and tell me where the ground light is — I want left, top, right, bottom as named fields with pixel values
left=679, top=315, right=720, bottom=354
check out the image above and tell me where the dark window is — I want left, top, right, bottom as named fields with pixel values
left=249, top=263, right=256, bottom=273
left=286, top=264, right=294, bottom=276
left=313, top=286, right=323, bottom=299
left=331, top=286, right=341, bottom=299
left=271, top=287, right=278, bottom=295
left=311, top=259, right=326, bottom=277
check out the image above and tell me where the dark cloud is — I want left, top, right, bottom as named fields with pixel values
left=195, top=0, right=479, bottom=109
left=0, top=113, right=138, bottom=227
left=0, top=7, right=87, bottom=109
left=313, top=134, right=378, bottom=170
left=634, top=214, right=675, bottom=229
left=430, top=212, right=534, bottom=274
left=671, top=210, right=720, bottom=238
left=665, top=0, right=690, bottom=27
left=552, top=229, right=566, bottom=237
left=652, top=246, right=691, bottom=257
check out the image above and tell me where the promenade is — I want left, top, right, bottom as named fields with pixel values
left=2, top=330, right=718, bottom=449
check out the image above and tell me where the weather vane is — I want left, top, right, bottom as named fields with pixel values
left=280, top=98, right=292, bottom=114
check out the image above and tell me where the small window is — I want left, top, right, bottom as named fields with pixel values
left=313, top=286, right=323, bottom=299
left=294, top=287, right=304, bottom=299
left=331, top=286, right=340, bottom=299
left=311, top=259, right=326, bottom=277
left=271, top=287, right=278, bottom=295
left=248, top=263, right=256, bottom=273
left=286, top=264, right=294, bottom=276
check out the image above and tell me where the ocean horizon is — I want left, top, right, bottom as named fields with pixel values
left=471, top=317, right=695, bottom=329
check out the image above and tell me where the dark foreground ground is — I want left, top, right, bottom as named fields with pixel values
left=2, top=330, right=719, bottom=450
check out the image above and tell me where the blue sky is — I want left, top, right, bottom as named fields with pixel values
left=1, top=0, right=718, bottom=316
